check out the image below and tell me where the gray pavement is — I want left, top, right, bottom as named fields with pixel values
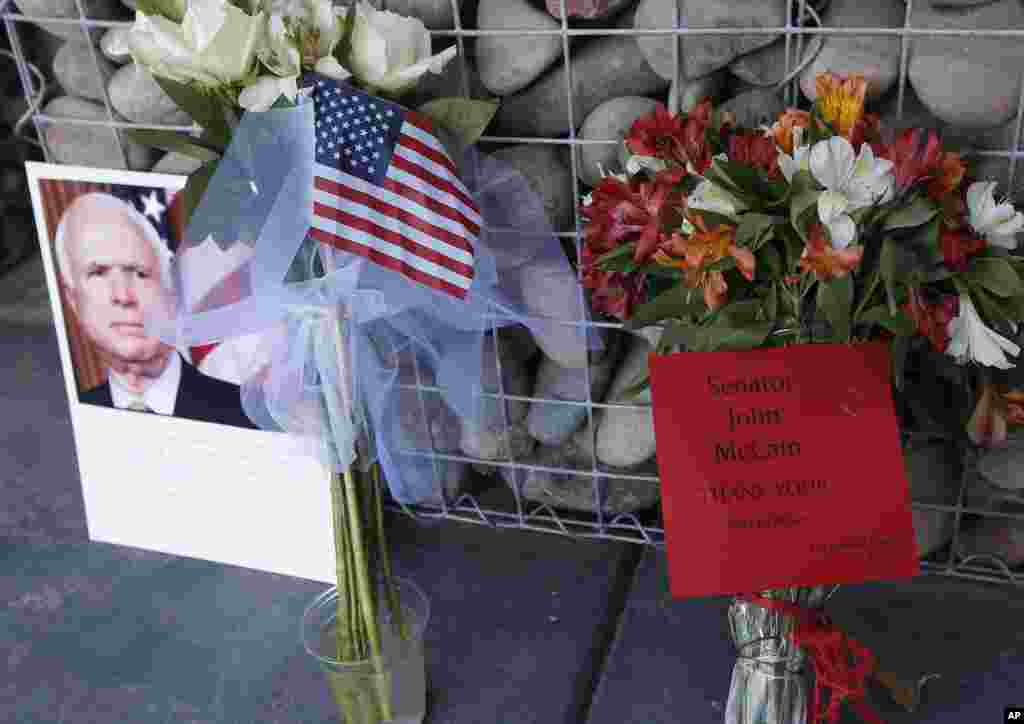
left=3, top=256, right=1023, bottom=723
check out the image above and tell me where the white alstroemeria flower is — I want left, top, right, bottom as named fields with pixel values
left=115, top=0, right=264, bottom=86
left=808, top=136, right=894, bottom=249
left=777, top=127, right=811, bottom=183
left=596, top=163, right=628, bottom=183
left=967, top=181, right=1024, bottom=250
left=687, top=179, right=748, bottom=220
left=625, top=154, right=668, bottom=176
left=348, top=1, right=456, bottom=96
left=947, top=293, right=1021, bottom=370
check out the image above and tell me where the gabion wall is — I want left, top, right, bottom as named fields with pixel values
left=5, top=0, right=1024, bottom=586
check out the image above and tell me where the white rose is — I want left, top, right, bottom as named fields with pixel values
left=240, top=7, right=349, bottom=112
left=116, top=0, right=264, bottom=87
left=347, top=1, right=456, bottom=96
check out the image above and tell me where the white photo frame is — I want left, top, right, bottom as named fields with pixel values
left=25, top=162, right=336, bottom=584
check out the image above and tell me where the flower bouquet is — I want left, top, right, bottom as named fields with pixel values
left=109, top=2, right=502, bottom=722
left=580, top=72, right=1024, bottom=723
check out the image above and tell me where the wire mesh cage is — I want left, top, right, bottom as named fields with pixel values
left=5, top=0, right=1024, bottom=586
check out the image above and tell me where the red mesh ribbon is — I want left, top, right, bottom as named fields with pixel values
left=739, top=594, right=884, bottom=724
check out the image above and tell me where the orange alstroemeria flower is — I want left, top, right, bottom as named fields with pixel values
left=770, top=109, right=811, bottom=155
left=653, top=215, right=755, bottom=310
left=815, top=72, right=868, bottom=139
left=798, top=223, right=864, bottom=280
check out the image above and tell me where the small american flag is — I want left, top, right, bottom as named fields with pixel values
left=307, top=74, right=481, bottom=299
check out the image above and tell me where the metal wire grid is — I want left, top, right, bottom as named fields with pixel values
left=3, top=0, right=1024, bottom=586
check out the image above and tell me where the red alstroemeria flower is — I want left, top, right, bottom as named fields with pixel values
left=847, top=112, right=882, bottom=151
left=903, top=288, right=959, bottom=354
left=625, top=103, right=689, bottom=163
left=582, top=175, right=684, bottom=263
left=728, top=131, right=781, bottom=178
left=627, top=100, right=718, bottom=173
left=874, top=128, right=944, bottom=193
left=940, top=225, right=987, bottom=271
left=797, top=224, right=864, bottom=280
left=681, top=99, right=716, bottom=175
left=928, top=152, right=966, bottom=200
left=581, top=244, right=647, bottom=321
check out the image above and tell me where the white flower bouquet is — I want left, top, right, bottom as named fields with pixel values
left=108, top=2, right=501, bottom=722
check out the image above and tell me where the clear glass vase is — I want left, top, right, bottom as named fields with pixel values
left=724, top=586, right=836, bottom=724
left=302, top=577, right=431, bottom=724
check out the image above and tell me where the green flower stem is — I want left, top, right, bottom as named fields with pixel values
left=373, top=463, right=408, bottom=642
left=852, top=268, right=882, bottom=325
left=343, top=504, right=363, bottom=658
left=343, top=466, right=392, bottom=721
left=329, top=469, right=357, bottom=662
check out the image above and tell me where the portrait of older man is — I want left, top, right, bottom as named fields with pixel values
left=54, top=191, right=257, bottom=430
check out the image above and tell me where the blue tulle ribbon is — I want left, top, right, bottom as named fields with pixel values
left=145, top=92, right=598, bottom=504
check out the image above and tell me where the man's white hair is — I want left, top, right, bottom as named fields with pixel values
left=54, top=192, right=176, bottom=294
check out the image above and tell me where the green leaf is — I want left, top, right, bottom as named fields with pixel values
left=133, top=0, right=184, bottom=22
left=694, top=209, right=741, bottom=229
left=817, top=274, right=853, bottom=342
left=966, top=256, right=1023, bottom=298
left=417, top=97, right=500, bottom=149
left=1002, top=293, right=1024, bottom=320
left=880, top=237, right=914, bottom=315
left=183, top=162, right=218, bottom=228
left=756, top=241, right=783, bottom=280
left=625, top=283, right=687, bottom=330
left=717, top=160, right=781, bottom=203
left=881, top=195, right=940, bottom=231
left=636, top=264, right=685, bottom=279
left=598, top=241, right=634, bottom=268
left=659, top=320, right=705, bottom=351
left=763, top=283, right=779, bottom=320
left=775, top=223, right=806, bottom=273
left=736, top=213, right=779, bottom=250
left=152, top=77, right=230, bottom=150
left=703, top=161, right=746, bottom=197
left=718, top=299, right=765, bottom=326
left=859, top=305, right=917, bottom=336
left=702, top=320, right=775, bottom=352
left=788, top=170, right=820, bottom=242
left=123, top=129, right=221, bottom=162
left=705, top=256, right=737, bottom=274
left=971, top=287, right=1019, bottom=335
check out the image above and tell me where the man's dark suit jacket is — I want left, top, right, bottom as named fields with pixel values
left=79, top=354, right=258, bottom=430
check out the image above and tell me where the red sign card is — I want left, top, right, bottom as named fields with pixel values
left=649, top=342, right=919, bottom=598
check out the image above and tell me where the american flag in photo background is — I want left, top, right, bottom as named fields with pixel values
left=307, top=74, right=481, bottom=299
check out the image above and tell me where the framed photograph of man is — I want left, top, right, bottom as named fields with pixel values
left=26, top=162, right=335, bottom=583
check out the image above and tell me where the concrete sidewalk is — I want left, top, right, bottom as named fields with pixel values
left=3, top=262, right=1024, bottom=723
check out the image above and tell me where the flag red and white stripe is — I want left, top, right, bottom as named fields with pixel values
left=307, top=77, right=481, bottom=299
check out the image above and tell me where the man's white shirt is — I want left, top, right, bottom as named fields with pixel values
left=108, top=351, right=181, bottom=415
